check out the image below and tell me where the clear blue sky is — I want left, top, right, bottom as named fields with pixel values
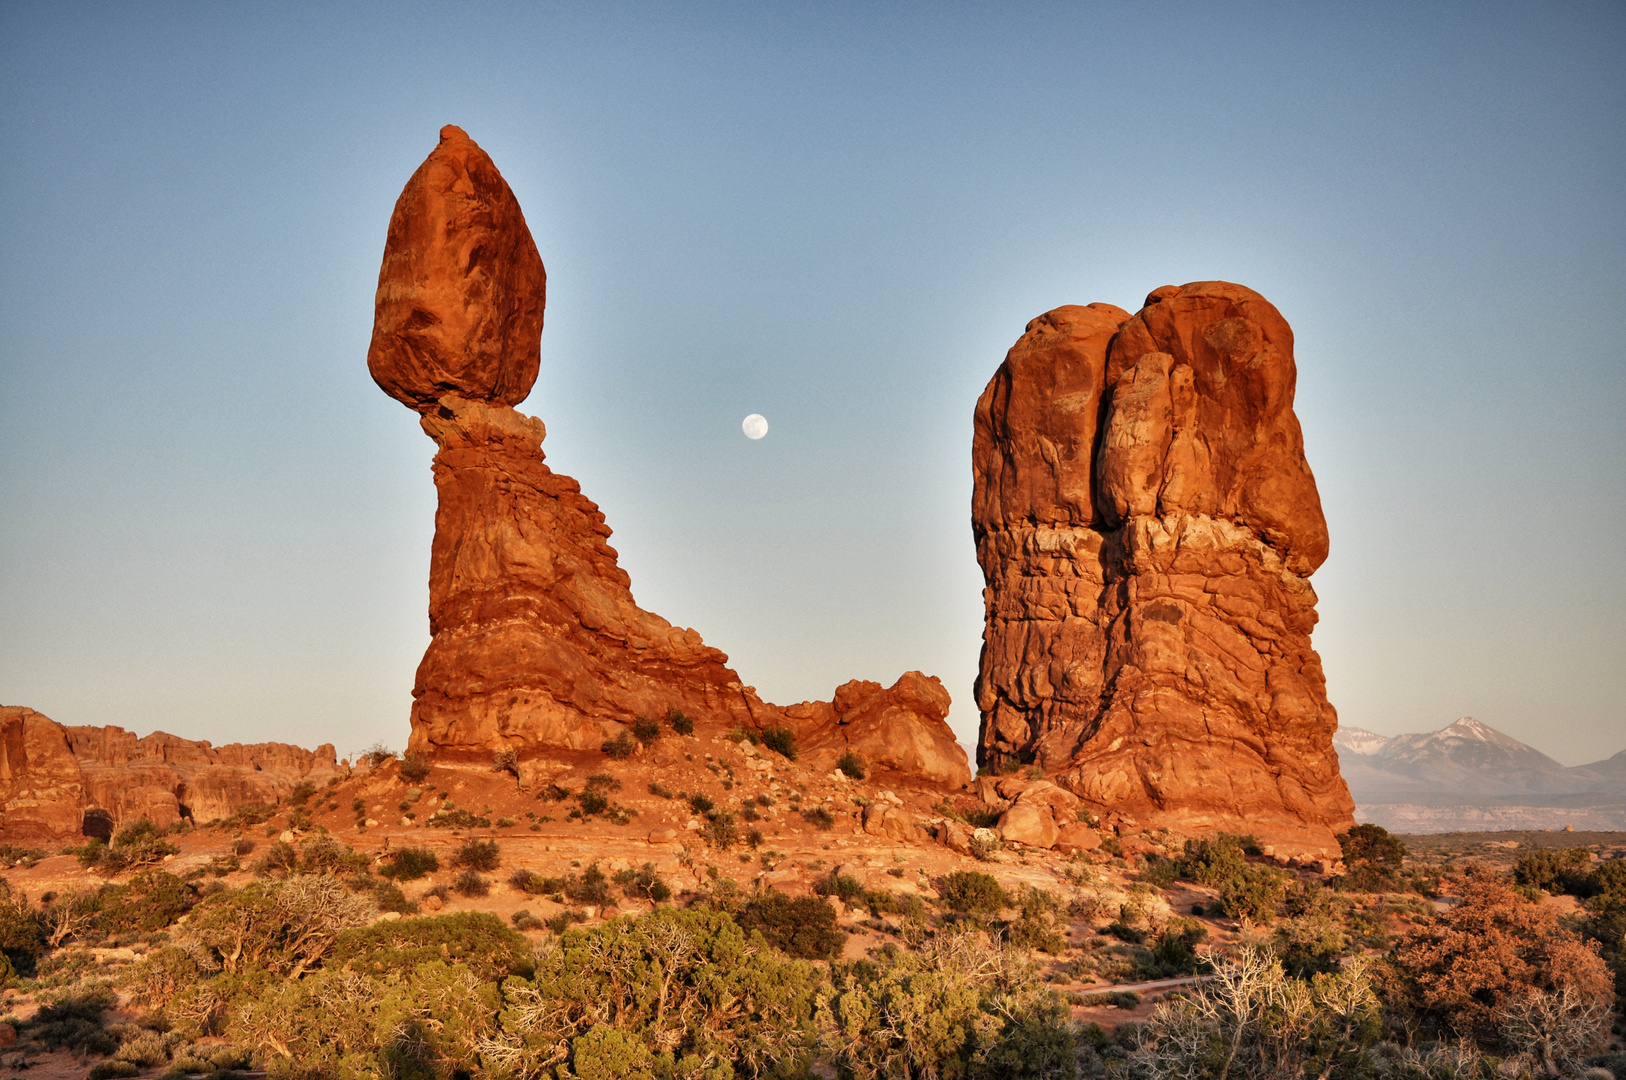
left=2, top=3, right=1622, bottom=765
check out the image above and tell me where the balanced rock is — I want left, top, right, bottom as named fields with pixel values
left=973, top=282, right=1354, bottom=857
left=375, top=128, right=968, bottom=787
left=368, top=126, right=546, bottom=413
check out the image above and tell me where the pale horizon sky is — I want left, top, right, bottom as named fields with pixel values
left=2, top=3, right=1623, bottom=768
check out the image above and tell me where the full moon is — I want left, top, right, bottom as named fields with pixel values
left=741, top=413, right=769, bottom=440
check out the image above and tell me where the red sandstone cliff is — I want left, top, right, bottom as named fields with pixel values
left=0, top=705, right=339, bottom=842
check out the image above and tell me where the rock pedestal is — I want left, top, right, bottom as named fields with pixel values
left=374, top=128, right=969, bottom=786
left=973, top=283, right=1354, bottom=857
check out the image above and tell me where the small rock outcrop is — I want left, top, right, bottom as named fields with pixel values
left=0, top=706, right=339, bottom=842
left=783, top=673, right=972, bottom=787
left=973, top=283, right=1354, bottom=857
left=374, top=127, right=968, bottom=786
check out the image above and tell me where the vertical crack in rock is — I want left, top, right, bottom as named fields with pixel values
left=973, top=284, right=1354, bottom=857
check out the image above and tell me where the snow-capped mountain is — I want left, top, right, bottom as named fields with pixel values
left=1337, top=716, right=1604, bottom=798
left=1334, top=717, right=1626, bottom=832
left=1331, top=726, right=1391, bottom=757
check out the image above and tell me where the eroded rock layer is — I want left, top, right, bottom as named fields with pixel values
left=973, top=283, right=1353, bottom=857
left=0, top=706, right=339, bottom=842
left=378, top=128, right=967, bottom=786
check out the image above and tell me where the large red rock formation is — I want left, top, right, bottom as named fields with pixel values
left=0, top=706, right=339, bottom=842
left=376, top=128, right=968, bottom=787
left=973, top=283, right=1353, bottom=857
left=368, top=126, right=546, bottom=413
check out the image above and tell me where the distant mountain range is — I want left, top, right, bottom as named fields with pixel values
left=1334, top=717, right=1626, bottom=833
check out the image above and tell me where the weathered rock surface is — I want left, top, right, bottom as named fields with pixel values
left=0, top=706, right=339, bottom=841
left=377, top=128, right=968, bottom=787
left=406, top=394, right=770, bottom=756
left=973, top=282, right=1354, bottom=858
left=784, top=673, right=973, bottom=788
left=368, top=126, right=546, bottom=413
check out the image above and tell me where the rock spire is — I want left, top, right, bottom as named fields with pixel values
left=973, top=283, right=1354, bottom=856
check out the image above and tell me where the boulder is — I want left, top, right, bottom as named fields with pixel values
left=368, top=126, right=546, bottom=413
left=972, top=282, right=1355, bottom=859
left=996, top=800, right=1059, bottom=849
left=861, top=802, right=917, bottom=842
left=1054, top=822, right=1102, bottom=853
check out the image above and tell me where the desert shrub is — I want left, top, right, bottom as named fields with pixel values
left=426, top=806, right=491, bottom=829
left=969, top=830, right=1002, bottom=861
left=452, top=838, right=501, bottom=872
left=1134, top=946, right=1380, bottom=1080
left=484, top=907, right=823, bottom=1075
left=87, top=1061, right=140, bottom=1079
left=613, top=863, right=672, bottom=904
left=738, top=891, right=847, bottom=960
left=686, top=791, right=714, bottom=814
left=330, top=910, right=534, bottom=982
left=705, top=810, right=740, bottom=850
left=578, top=788, right=610, bottom=816
left=508, top=869, right=565, bottom=896
left=761, top=725, right=798, bottom=760
left=815, top=872, right=865, bottom=903
left=76, top=818, right=179, bottom=874
left=1334, top=823, right=1408, bottom=892
left=1004, top=886, right=1067, bottom=954
left=837, top=751, right=867, bottom=780
left=90, top=868, right=194, bottom=936
left=371, top=880, right=417, bottom=915
left=379, top=845, right=440, bottom=881
left=1514, top=846, right=1594, bottom=896
left=631, top=717, right=662, bottom=746
left=1273, top=914, right=1349, bottom=978
left=648, top=782, right=675, bottom=799
left=665, top=708, right=695, bottom=736
left=298, top=834, right=370, bottom=877
left=601, top=732, right=636, bottom=759
left=361, top=743, right=397, bottom=768
left=0, top=878, right=46, bottom=976
left=939, top=870, right=1005, bottom=916
left=252, top=839, right=299, bottom=877
left=399, top=753, right=431, bottom=782
left=565, top=864, right=613, bottom=906
left=1214, top=864, right=1289, bottom=922
left=453, top=870, right=489, bottom=897
left=287, top=780, right=318, bottom=808
left=0, top=845, right=46, bottom=870
left=1392, top=873, right=1615, bottom=1046
left=1173, top=832, right=1251, bottom=886
left=182, top=875, right=378, bottom=978
left=512, top=909, right=545, bottom=931
left=492, top=746, right=520, bottom=778
left=29, top=983, right=119, bottom=1055
left=801, top=806, right=836, bottom=830
left=825, top=928, right=1075, bottom=1080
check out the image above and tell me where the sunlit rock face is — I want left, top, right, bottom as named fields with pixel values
left=374, top=128, right=969, bottom=787
left=368, top=126, right=547, bottom=413
left=973, top=282, right=1354, bottom=857
left=0, top=706, right=338, bottom=841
